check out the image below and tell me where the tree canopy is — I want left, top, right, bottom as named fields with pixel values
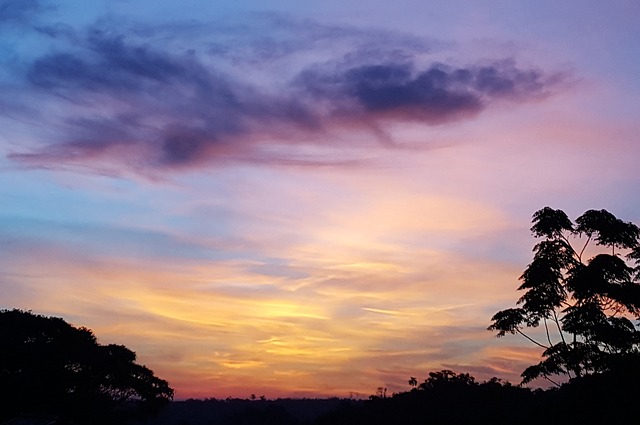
left=0, top=309, right=173, bottom=424
left=488, top=207, right=640, bottom=385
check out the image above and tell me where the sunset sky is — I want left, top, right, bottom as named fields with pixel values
left=1, top=0, right=640, bottom=399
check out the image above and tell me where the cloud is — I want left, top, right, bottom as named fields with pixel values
left=5, top=14, right=567, bottom=173
left=0, top=0, right=43, bottom=25
left=297, top=63, right=480, bottom=123
left=0, top=171, right=527, bottom=397
left=296, top=59, right=558, bottom=123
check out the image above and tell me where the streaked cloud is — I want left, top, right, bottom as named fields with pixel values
left=4, top=13, right=566, bottom=172
left=0, top=200, right=522, bottom=397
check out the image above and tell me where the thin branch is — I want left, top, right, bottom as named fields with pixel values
left=543, top=375, right=561, bottom=387
left=603, top=343, right=614, bottom=354
left=610, top=304, right=624, bottom=318
left=559, top=233, right=580, bottom=261
left=544, top=317, right=553, bottom=347
left=578, top=235, right=591, bottom=263
left=563, top=241, right=576, bottom=257
left=560, top=299, right=573, bottom=308
left=552, top=310, right=566, bottom=345
left=516, top=329, right=549, bottom=349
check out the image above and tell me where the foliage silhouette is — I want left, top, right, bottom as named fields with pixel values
left=316, top=370, right=538, bottom=425
left=0, top=309, right=173, bottom=424
left=314, top=368, right=638, bottom=425
left=417, top=369, right=476, bottom=390
left=488, top=207, right=640, bottom=385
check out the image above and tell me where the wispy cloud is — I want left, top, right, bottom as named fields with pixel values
left=5, top=13, right=567, bottom=173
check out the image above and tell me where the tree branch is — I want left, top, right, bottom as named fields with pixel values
left=544, top=317, right=553, bottom=347
left=552, top=310, right=566, bottom=345
left=560, top=232, right=580, bottom=261
left=578, top=234, right=591, bottom=263
left=516, top=329, right=549, bottom=349
left=543, top=375, right=561, bottom=387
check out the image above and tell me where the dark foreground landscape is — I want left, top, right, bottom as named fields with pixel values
left=4, top=367, right=638, bottom=425
left=145, top=368, right=638, bottom=425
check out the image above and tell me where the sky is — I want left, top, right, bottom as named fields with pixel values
left=1, top=0, right=640, bottom=399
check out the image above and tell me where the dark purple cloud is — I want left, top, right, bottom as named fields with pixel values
left=29, top=33, right=216, bottom=95
left=300, top=63, right=481, bottom=122
left=296, top=60, right=554, bottom=124
left=6, top=17, right=567, bottom=172
left=20, top=30, right=274, bottom=167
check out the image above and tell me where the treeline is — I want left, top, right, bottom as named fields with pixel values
left=144, top=367, right=639, bottom=425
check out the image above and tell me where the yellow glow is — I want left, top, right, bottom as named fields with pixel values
left=221, top=360, right=266, bottom=369
left=256, top=302, right=328, bottom=320
left=361, top=307, right=409, bottom=316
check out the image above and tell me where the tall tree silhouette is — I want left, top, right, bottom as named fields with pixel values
left=489, top=207, right=640, bottom=385
left=0, top=309, right=173, bottom=423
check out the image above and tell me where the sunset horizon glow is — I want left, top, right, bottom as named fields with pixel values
left=1, top=0, right=639, bottom=400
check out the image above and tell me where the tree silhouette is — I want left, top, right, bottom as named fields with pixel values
left=489, top=207, right=640, bottom=385
left=418, top=370, right=477, bottom=390
left=0, top=309, right=173, bottom=423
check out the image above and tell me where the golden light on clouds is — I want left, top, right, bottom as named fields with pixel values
left=1, top=188, right=529, bottom=397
